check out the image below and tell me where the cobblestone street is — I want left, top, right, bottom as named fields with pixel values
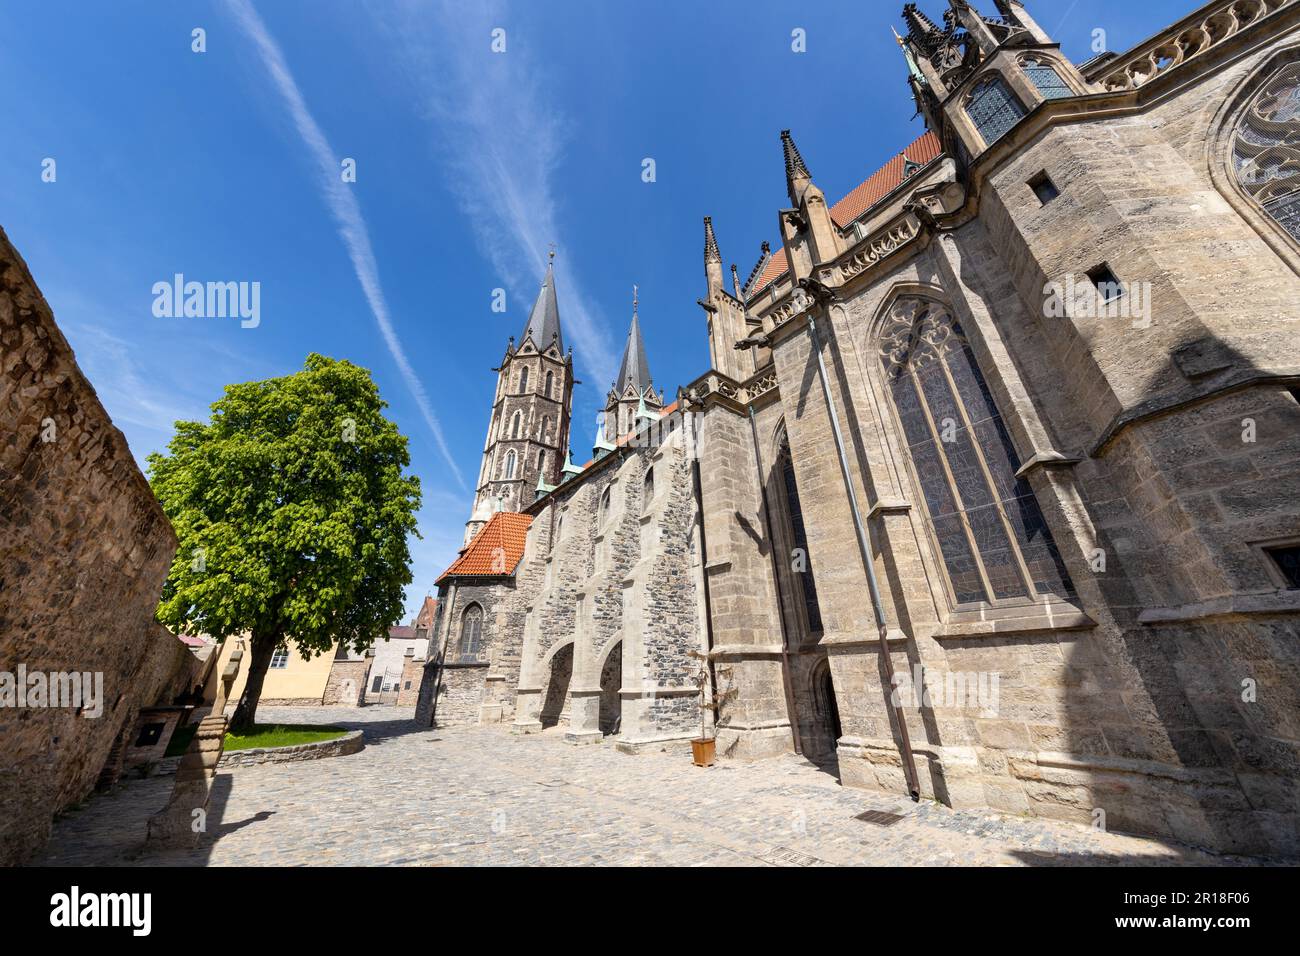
left=37, top=707, right=1264, bottom=867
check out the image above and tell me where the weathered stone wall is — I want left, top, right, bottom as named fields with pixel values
left=397, top=656, right=424, bottom=707
left=511, top=424, right=705, bottom=744
left=0, top=225, right=196, bottom=865
left=322, top=659, right=369, bottom=706
left=718, top=17, right=1300, bottom=856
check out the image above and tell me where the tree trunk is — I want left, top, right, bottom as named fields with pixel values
left=228, top=630, right=280, bottom=735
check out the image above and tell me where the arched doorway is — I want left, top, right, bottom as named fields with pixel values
left=598, top=641, right=622, bottom=736
left=809, top=659, right=841, bottom=767
left=539, top=643, right=573, bottom=729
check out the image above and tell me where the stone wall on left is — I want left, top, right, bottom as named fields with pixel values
left=0, top=225, right=197, bottom=866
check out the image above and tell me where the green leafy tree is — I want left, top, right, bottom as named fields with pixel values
left=148, top=354, right=422, bottom=733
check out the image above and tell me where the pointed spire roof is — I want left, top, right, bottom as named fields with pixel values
left=703, top=216, right=721, bottom=264
left=520, top=249, right=564, bottom=353
left=615, top=286, right=652, bottom=395
left=781, top=129, right=811, bottom=185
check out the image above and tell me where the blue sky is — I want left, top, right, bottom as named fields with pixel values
left=0, top=0, right=1193, bottom=621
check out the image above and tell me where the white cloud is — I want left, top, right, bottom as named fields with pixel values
left=375, top=0, right=619, bottom=392
left=223, top=0, right=467, bottom=491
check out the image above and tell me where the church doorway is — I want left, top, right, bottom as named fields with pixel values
left=539, top=643, right=573, bottom=729
left=598, top=641, right=622, bottom=736
left=809, top=659, right=842, bottom=767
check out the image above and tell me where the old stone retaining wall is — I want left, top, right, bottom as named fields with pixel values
left=0, top=225, right=196, bottom=865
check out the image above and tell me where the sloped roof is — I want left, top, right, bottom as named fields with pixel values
left=750, top=131, right=942, bottom=296
left=520, top=262, right=564, bottom=352
left=414, top=595, right=437, bottom=630
left=388, top=625, right=417, bottom=639
left=436, top=511, right=533, bottom=586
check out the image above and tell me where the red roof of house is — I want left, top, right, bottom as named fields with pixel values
left=750, top=131, right=941, bottom=296
left=435, top=511, right=533, bottom=586
left=388, top=625, right=417, bottom=639
left=414, top=594, right=437, bottom=630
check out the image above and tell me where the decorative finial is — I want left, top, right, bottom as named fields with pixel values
left=704, top=216, right=722, bottom=264
left=547, top=242, right=556, bottom=264
left=781, top=129, right=811, bottom=183
left=633, top=283, right=639, bottom=317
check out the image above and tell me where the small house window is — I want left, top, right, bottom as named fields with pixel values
left=371, top=675, right=383, bottom=692
left=270, top=646, right=289, bottom=669
left=1265, top=544, right=1300, bottom=589
left=1087, top=263, right=1124, bottom=303
left=1029, top=171, right=1060, bottom=205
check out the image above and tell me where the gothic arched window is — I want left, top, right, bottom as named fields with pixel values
left=510, top=411, right=522, bottom=439
left=458, top=604, right=483, bottom=658
left=880, top=298, right=1074, bottom=606
left=966, top=74, right=1027, bottom=146
left=540, top=416, right=550, bottom=444
left=776, top=430, right=822, bottom=634
left=519, top=366, right=530, bottom=393
left=642, top=467, right=655, bottom=512
left=1232, top=62, right=1300, bottom=243
left=537, top=450, right=546, bottom=472
left=1022, top=57, right=1072, bottom=100
left=600, top=485, right=612, bottom=522
left=503, top=449, right=517, bottom=480
left=545, top=370, right=554, bottom=398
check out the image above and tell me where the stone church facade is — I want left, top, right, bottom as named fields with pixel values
left=422, top=0, right=1300, bottom=857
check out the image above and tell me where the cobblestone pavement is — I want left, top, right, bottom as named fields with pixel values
left=38, top=706, right=1266, bottom=866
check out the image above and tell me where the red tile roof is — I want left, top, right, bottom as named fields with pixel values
left=435, top=511, right=533, bottom=586
left=388, top=625, right=417, bottom=639
left=414, top=594, right=437, bottom=630
left=750, top=131, right=941, bottom=296
left=829, top=132, right=942, bottom=227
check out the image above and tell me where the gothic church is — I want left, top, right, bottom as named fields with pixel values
left=418, top=0, right=1300, bottom=857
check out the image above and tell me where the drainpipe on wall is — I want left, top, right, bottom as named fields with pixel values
left=748, top=403, right=804, bottom=757
left=805, top=309, right=921, bottom=801
left=685, top=403, right=720, bottom=739
left=428, top=583, right=458, bottom=728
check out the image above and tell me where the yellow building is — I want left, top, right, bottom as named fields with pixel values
left=204, top=637, right=338, bottom=708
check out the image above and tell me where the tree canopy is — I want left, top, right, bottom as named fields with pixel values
left=148, top=353, right=422, bottom=730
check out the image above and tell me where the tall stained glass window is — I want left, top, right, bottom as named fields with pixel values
left=1233, top=62, right=1300, bottom=242
left=966, top=74, right=1027, bottom=146
left=777, top=432, right=823, bottom=633
left=880, top=298, right=1074, bottom=606
left=458, top=605, right=483, bottom=658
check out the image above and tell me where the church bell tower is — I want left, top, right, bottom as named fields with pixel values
left=464, top=250, right=575, bottom=546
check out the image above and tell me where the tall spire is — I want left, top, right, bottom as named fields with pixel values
left=615, top=286, right=652, bottom=396
left=519, top=246, right=564, bottom=352
left=781, top=129, right=811, bottom=187
left=893, top=25, right=926, bottom=85
left=703, top=216, right=721, bottom=264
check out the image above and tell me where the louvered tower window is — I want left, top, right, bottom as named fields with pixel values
left=1023, top=58, right=1073, bottom=100
left=1233, top=62, right=1300, bottom=242
left=880, top=299, right=1074, bottom=606
left=966, top=75, right=1027, bottom=146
